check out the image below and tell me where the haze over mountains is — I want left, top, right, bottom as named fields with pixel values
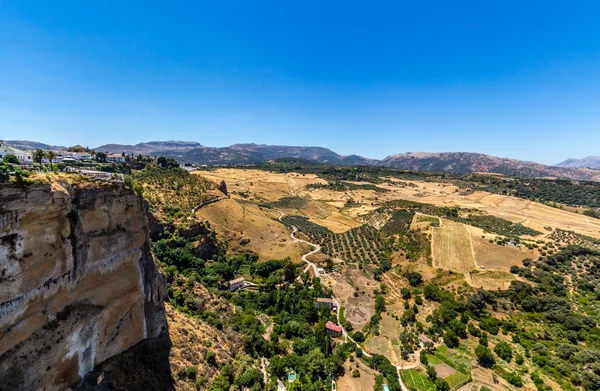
left=6, top=139, right=600, bottom=181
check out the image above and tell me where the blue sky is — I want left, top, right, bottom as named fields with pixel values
left=1, top=1, right=599, bottom=164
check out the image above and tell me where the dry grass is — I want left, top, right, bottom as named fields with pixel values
left=166, top=303, right=243, bottom=390
left=470, top=233, right=535, bottom=271
left=376, top=180, right=600, bottom=239
left=331, top=266, right=376, bottom=330
left=470, top=270, right=515, bottom=290
left=195, top=198, right=310, bottom=261
left=364, top=313, right=406, bottom=366
left=337, top=354, right=377, bottom=391
left=432, top=221, right=476, bottom=274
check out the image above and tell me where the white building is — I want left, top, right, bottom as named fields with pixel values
left=229, top=277, right=246, bottom=291
left=106, top=153, right=126, bottom=163
left=0, top=144, right=33, bottom=163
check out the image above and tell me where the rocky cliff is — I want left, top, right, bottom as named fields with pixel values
left=0, top=178, right=167, bottom=391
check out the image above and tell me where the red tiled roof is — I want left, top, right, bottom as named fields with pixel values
left=325, top=321, right=343, bottom=332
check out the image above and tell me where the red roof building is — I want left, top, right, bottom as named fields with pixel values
left=325, top=321, right=343, bottom=337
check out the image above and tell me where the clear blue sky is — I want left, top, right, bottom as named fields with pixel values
left=1, top=1, right=599, bottom=164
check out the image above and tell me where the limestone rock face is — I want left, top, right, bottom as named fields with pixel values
left=0, top=180, right=167, bottom=391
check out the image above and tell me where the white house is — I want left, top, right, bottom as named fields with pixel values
left=0, top=144, right=33, bottom=163
left=106, top=153, right=126, bottom=163
left=229, top=277, right=246, bottom=291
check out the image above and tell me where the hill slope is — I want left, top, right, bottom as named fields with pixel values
left=94, top=140, right=202, bottom=154
left=5, top=140, right=65, bottom=150
left=382, top=152, right=600, bottom=181
left=556, top=156, right=600, bottom=169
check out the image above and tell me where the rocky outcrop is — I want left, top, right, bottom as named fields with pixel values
left=0, top=179, right=167, bottom=391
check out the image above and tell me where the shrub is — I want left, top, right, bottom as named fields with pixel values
left=352, top=332, right=365, bottom=343
left=504, top=372, right=523, bottom=387
left=475, top=345, right=495, bottom=368
left=494, top=341, right=513, bottom=362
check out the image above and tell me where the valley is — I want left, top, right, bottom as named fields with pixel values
left=4, top=161, right=600, bottom=391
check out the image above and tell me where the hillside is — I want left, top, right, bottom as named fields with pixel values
left=5, top=140, right=65, bottom=150
left=93, top=141, right=378, bottom=166
left=94, top=140, right=202, bottom=154
left=382, top=152, right=600, bottom=181
left=557, top=156, right=600, bottom=170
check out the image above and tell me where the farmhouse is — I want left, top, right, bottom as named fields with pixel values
left=229, top=277, right=246, bottom=291
left=325, top=321, right=343, bottom=337
left=419, top=334, right=434, bottom=347
left=0, top=144, right=33, bottom=163
left=106, top=153, right=126, bottom=163
left=317, top=298, right=336, bottom=311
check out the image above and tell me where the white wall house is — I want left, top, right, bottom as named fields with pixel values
left=0, top=144, right=33, bottom=163
left=106, top=153, right=126, bottom=163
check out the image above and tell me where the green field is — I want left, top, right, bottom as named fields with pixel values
left=436, top=345, right=473, bottom=374
left=425, top=354, right=443, bottom=365
left=400, top=370, right=435, bottom=391
left=444, top=372, right=471, bottom=389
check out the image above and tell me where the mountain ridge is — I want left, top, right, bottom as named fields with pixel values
left=556, top=156, right=600, bottom=170
left=5, top=139, right=600, bottom=181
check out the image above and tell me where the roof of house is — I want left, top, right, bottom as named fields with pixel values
left=317, top=298, right=334, bottom=303
left=229, top=277, right=245, bottom=284
left=419, top=334, right=433, bottom=343
left=325, top=321, right=343, bottom=332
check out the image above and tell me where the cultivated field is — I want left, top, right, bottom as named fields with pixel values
left=378, top=180, right=600, bottom=239
left=469, top=233, right=535, bottom=271
left=432, top=221, right=476, bottom=274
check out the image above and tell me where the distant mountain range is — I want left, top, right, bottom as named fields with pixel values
left=556, top=156, right=600, bottom=170
left=95, top=141, right=202, bottom=155
left=382, top=152, right=600, bottom=181
left=6, top=139, right=600, bottom=181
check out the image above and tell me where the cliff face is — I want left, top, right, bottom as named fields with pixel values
left=0, top=179, right=167, bottom=391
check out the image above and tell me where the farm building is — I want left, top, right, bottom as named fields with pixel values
left=325, top=321, right=343, bottom=337
left=317, top=298, right=335, bottom=311
left=229, top=277, right=245, bottom=291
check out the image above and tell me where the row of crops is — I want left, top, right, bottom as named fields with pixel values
left=380, top=210, right=415, bottom=235
left=280, top=215, right=389, bottom=263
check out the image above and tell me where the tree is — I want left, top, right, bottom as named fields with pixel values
left=45, top=150, right=57, bottom=163
left=494, top=341, right=513, bottom=362
left=375, top=294, right=386, bottom=313
left=418, top=350, right=428, bottom=365
left=434, top=378, right=450, bottom=391
left=426, top=365, right=437, bottom=381
left=475, top=345, right=495, bottom=368
left=443, top=330, right=459, bottom=348
left=352, top=331, right=365, bottom=343
left=3, top=154, right=19, bottom=164
left=405, top=271, right=423, bottom=287
left=33, top=149, right=45, bottom=163
left=283, top=263, right=296, bottom=283
left=96, top=152, right=107, bottom=162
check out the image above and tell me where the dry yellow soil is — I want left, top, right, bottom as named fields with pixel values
left=195, top=198, right=310, bottom=261
left=432, top=220, right=476, bottom=274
